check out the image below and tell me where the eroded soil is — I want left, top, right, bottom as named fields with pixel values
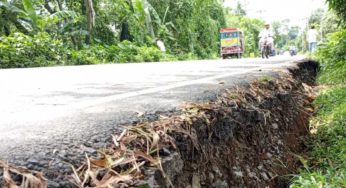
left=0, top=60, right=318, bottom=188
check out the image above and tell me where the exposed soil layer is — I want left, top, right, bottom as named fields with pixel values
left=0, top=60, right=318, bottom=188
left=139, top=60, right=318, bottom=188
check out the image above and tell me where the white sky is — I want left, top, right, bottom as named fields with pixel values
left=224, top=0, right=327, bottom=27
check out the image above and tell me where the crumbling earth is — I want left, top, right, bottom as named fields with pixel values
left=0, top=60, right=318, bottom=188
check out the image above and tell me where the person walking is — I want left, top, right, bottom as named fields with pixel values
left=307, top=25, right=318, bottom=53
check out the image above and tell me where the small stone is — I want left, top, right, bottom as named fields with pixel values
left=265, top=152, right=273, bottom=159
left=192, top=174, right=201, bottom=188
left=212, top=179, right=228, bottom=188
left=248, top=172, right=256, bottom=178
left=58, top=163, right=63, bottom=168
left=277, top=92, right=290, bottom=102
left=47, top=180, right=60, bottom=188
left=245, top=165, right=251, bottom=173
left=268, top=171, right=275, bottom=178
left=160, top=148, right=171, bottom=156
left=212, top=166, right=222, bottom=177
left=260, top=172, right=269, bottom=181
left=233, top=171, right=243, bottom=177
left=59, top=150, right=68, bottom=158
left=81, top=145, right=97, bottom=155
left=27, top=158, right=39, bottom=166
left=257, top=165, right=263, bottom=170
left=272, top=123, right=279, bottom=129
left=208, top=173, right=215, bottom=181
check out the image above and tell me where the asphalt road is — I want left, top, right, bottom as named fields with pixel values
left=0, top=55, right=305, bottom=174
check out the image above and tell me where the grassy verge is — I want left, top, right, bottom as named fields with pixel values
left=290, top=86, right=346, bottom=187
left=290, top=29, right=346, bottom=187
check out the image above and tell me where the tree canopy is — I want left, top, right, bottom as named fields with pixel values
left=326, top=0, right=346, bottom=21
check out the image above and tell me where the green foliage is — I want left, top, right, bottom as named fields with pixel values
left=290, top=86, right=346, bottom=188
left=0, top=32, right=166, bottom=68
left=148, top=0, right=226, bottom=58
left=22, top=0, right=38, bottom=28
left=309, top=8, right=325, bottom=26
left=226, top=14, right=264, bottom=57
left=315, top=29, right=346, bottom=85
left=0, top=0, right=227, bottom=67
left=0, top=32, right=66, bottom=68
left=69, top=41, right=164, bottom=64
left=327, top=0, right=346, bottom=22
left=69, top=45, right=108, bottom=65
left=291, top=26, right=346, bottom=188
left=137, top=46, right=163, bottom=62
left=321, top=10, right=342, bottom=38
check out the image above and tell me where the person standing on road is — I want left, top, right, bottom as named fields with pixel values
left=307, top=25, right=318, bottom=53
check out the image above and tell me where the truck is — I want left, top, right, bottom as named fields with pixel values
left=220, top=28, right=244, bottom=59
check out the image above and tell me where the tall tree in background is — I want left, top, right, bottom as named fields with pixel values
left=234, top=2, right=246, bottom=16
left=120, top=0, right=134, bottom=41
left=142, top=0, right=155, bottom=38
left=84, top=0, right=95, bottom=44
left=308, top=8, right=324, bottom=26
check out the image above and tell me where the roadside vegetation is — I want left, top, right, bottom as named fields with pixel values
left=290, top=0, right=346, bottom=186
left=0, top=0, right=316, bottom=68
left=0, top=0, right=227, bottom=68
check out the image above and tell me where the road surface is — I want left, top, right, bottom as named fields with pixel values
left=0, top=56, right=304, bottom=176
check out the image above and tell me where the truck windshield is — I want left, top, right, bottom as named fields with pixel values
left=220, top=32, right=239, bottom=39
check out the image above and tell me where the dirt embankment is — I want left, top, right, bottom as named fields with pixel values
left=0, top=60, right=318, bottom=188
left=132, top=61, right=318, bottom=188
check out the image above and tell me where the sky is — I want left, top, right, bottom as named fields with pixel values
left=224, top=0, right=327, bottom=27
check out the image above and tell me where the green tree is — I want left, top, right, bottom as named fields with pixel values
left=321, top=10, right=342, bottom=40
left=84, top=0, right=95, bottom=44
left=308, top=8, right=324, bottom=26
left=227, top=14, right=264, bottom=57
left=0, top=0, right=37, bottom=35
left=272, top=20, right=289, bottom=49
left=327, top=0, right=346, bottom=21
left=234, top=2, right=246, bottom=16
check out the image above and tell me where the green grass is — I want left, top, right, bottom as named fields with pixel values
left=290, top=29, right=346, bottom=188
left=290, top=86, right=346, bottom=188
left=257, top=75, right=274, bottom=82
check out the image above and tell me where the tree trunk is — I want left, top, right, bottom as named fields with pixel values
left=120, top=0, right=134, bottom=41
left=142, top=0, right=155, bottom=38
left=44, top=0, right=55, bottom=14
left=120, top=22, right=133, bottom=41
left=84, top=0, right=95, bottom=44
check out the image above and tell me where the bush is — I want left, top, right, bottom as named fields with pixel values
left=315, top=29, right=346, bottom=85
left=137, top=47, right=163, bottom=62
left=0, top=32, right=66, bottom=68
left=290, top=87, right=346, bottom=188
left=111, top=41, right=164, bottom=63
left=0, top=34, right=179, bottom=68
left=69, top=45, right=109, bottom=65
left=291, top=29, right=346, bottom=188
